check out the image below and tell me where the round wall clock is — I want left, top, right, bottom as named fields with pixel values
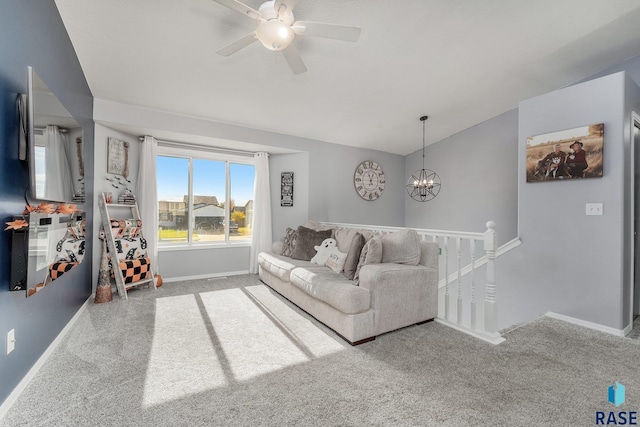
left=354, top=160, right=385, bottom=201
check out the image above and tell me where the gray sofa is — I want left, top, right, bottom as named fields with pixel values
left=258, top=225, right=439, bottom=345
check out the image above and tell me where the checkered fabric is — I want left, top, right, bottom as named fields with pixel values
left=49, top=261, right=79, bottom=280
left=119, top=257, right=151, bottom=284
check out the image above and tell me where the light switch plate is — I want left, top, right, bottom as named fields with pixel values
left=7, top=329, right=15, bottom=355
left=586, top=203, right=603, bottom=216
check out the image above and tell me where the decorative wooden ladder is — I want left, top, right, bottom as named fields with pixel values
left=98, top=193, right=156, bottom=299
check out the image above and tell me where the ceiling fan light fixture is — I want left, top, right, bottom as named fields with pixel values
left=256, top=19, right=295, bottom=51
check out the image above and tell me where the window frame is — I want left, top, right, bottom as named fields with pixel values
left=156, top=145, right=255, bottom=250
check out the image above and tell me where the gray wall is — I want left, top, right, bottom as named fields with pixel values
left=0, top=1, right=94, bottom=407
left=270, top=152, right=310, bottom=240
left=418, top=71, right=639, bottom=331
left=404, top=110, right=519, bottom=244
left=92, top=124, right=141, bottom=287
left=94, top=101, right=406, bottom=279
left=504, top=72, right=636, bottom=330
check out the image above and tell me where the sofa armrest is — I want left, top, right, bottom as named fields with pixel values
left=272, top=240, right=284, bottom=255
left=358, top=263, right=438, bottom=335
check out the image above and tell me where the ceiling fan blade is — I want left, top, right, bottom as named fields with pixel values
left=292, top=21, right=361, bottom=42
left=211, top=0, right=261, bottom=20
left=274, top=0, right=298, bottom=15
left=282, top=44, right=307, bottom=75
left=216, top=32, right=257, bottom=56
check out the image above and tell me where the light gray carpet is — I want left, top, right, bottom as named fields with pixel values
left=2, top=274, right=639, bottom=427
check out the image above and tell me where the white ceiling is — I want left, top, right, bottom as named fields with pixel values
left=55, top=0, right=640, bottom=156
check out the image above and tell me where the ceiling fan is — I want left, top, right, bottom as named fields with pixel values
left=212, top=0, right=361, bottom=74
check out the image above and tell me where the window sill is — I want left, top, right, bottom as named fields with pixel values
left=159, top=242, right=251, bottom=252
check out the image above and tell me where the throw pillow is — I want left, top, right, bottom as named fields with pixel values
left=326, top=248, right=348, bottom=273
left=310, top=238, right=337, bottom=265
left=343, top=232, right=365, bottom=280
left=281, top=227, right=298, bottom=257
left=291, top=226, right=333, bottom=261
left=353, top=236, right=383, bottom=285
left=380, top=229, right=421, bottom=265
left=303, top=220, right=335, bottom=232
left=334, top=227, right=362, bottom=252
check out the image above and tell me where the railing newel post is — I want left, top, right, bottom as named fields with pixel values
left=483, top=221, right=498, bottom=334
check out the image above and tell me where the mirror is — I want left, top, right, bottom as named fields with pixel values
left=11, top=66, right=87, bottom=297
left=27, top=66, right=85, bottom=204
left=26, top=212, right=85, bottom=297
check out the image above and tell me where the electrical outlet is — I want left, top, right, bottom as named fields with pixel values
left=7, top=329, right=15, bottom=355
left=586, top=203, right=603, bottom=216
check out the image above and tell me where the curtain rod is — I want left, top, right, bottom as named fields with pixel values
left=138, top=135, right=255, bottom=158
left=35, top=126, right=67, bottom=133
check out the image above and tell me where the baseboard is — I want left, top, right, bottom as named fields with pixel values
left=0, top=295, right=92, bottom=421
left=545, top=312, right=632, bottom=337
left=162, top=270, right=249, bottom=283
left=435, top=317, right=506, bottom=345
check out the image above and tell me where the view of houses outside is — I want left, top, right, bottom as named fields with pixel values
left=156, top=156, right=255, bottom=243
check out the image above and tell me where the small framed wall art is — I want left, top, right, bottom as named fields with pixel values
left=526, top=123, right=604, bottom=182
left=107, top=137, right=129, bottom=178
left=281, top=172, right=294, bottom=207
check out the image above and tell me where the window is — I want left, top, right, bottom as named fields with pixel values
left=156, top=147, right=255, bottom=246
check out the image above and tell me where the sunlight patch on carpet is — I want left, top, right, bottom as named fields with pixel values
left=142, top=294, right=227, bottom=407
left=199, top=286, right=344, bottom=382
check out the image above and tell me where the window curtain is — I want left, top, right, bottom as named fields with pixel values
left=249, top=152, right=272, bottom=274
left=136, top=135, right=159, bottom=273
left=44, top=125, right=73, bottom=202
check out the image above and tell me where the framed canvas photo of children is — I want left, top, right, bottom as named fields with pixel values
left=526, top=123, right=604, bottom=182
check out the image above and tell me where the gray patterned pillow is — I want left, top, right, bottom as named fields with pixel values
left=281, top=227, right=298, bottom=257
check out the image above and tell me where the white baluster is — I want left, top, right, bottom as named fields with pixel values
left=444, top=236, right=450, bottom=321
left=470, top=239, right=477, bottom=330
left=456, top=237, right=462, bottom=325
left=483, top=221, right=498, bottom=334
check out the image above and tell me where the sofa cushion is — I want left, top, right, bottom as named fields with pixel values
left=353, top=236, right=383, bottom=285
left=380, top=229, right=421, bottom=266
left=281, top=227, right=298, bottom=257
left=289, top=268, right=371, bottom=314
left=258, top=252, right=313, bottom=282
left=343, top=233, right=365, bottom=280
left=291, top=226, right=333, bottom=261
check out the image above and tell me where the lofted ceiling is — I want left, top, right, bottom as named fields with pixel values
left=55, top=0, right=640, bottom=155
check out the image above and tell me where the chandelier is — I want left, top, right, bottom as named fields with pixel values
left=406, top=116, right=441, bottom=202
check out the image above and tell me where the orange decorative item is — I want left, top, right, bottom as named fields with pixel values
left=4, top=219, right=29, bottom=231
left=154, top=274, right=163, bottom=287
left=35, top=203, right=56, bottom=214
left=56, top=203, right=79, bottom=214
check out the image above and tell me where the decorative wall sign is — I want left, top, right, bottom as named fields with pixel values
left=281, top=172, right=294, bottom=207
left=107, top=137, right=129, bottom=178
left=526, top=124, right=604, bottom=182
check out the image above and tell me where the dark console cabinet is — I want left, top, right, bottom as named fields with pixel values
left=10, top=226, right=28, bottom=291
